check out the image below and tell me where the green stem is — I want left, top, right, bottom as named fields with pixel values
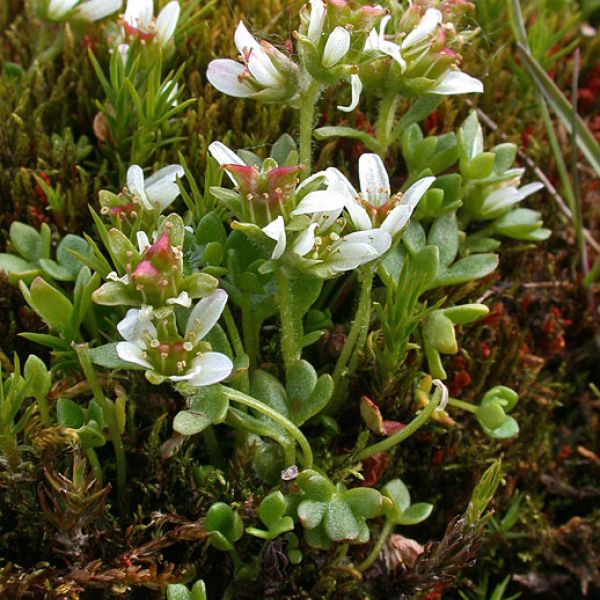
left=86, top=448, right=103, bottom=488
left=223, top=386, right=313, bottom=468
left=203, top=425, right=226, bottom=470
left=298, top=80, right=321, bottom=177
left=357, top=519, right=394, bottom=572
left=328, top=266, right=374, bottom=414
left=241, top=293, right=259, bottom=370
left=36, top=394, right=51, bottom=427
left=74, top=343, right=126, bottom=506
left=356, top=387, right=441, bottom=461
left=375, top=93, right=399, bottom=152
left=223, top=305, right=250, bottom=393
left=276, top=266, right=301, bottom=373
left=448, top=398, right=478, bottom=414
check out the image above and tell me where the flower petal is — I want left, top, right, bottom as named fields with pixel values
left=127, top=164, right=152, bottom=209
left=116, top=342, right=154, bottom=369
left=431, top=71, right=483, bottom=95
left=359, top=153, right=390, bottom=208
left=292, top=190, right=346, bottom=216
left=185, top=289, right=228, bottom=344
left=234, top=21, right=262, bottom=56
left=145, top=165, right=185, bottom=211
left=342, top=229, right=391, bottom=257
left=307, top=0, right=326, bottom=43
left=338, top=74, right=363, bottom=112
left=322, top=27, right=350, bottom=68
left=136, top=230, right=150, bottom=253
left=293, top=222, right=318, bottom=257
left=174, top=352, right=233, bottom=386
left=48, top=0, right=79, bottom=19
left=117, top=307, right=156, bottom=342
left=325, top=168, right=372, bottom=230
left=156, top=1, right=180, bottom=46
left=381, top=176, right=434, bottom=235
left=124, top=0, right=153, bottom=28
left=401, top=8, right=442, bottom=51
left=262, top=216, right=287, bottom=259
left=76, top=0, right=122, bottom=21
left=166, top=290, right=192, bottom=307
left=247, top=52, right=283, bottom=87
left=207, top=59, right=255, bottom=98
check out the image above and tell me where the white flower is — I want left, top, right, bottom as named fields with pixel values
left=326, top=153, right=435, bottom=236
left=401, top=8, right=443, bottom=53
left=126, top=164, right=185, bottom=212
left=431, top=70, right=483, bottom=95
left=322, top=27, right=351, bottom=68
left=47, top=0, right=122, bottom=21
left=116, top=290, right=233, bottom=387
left=122, top=0, right=180, bottom=47
left=207, top=22, right=296, bottom=101
left=364, top=15, right=406, bottom=71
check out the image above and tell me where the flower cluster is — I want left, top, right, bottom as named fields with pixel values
left=94, top=208, right=233, bottom=387
left=208, top=0, right=482, bottom=111
left=209, top=143, right=434, bottom=278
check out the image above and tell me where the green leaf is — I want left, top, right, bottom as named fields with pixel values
left=166, top=584, right=192, bottom=600
left=271, top=133, right=297, bottom=165
left=428, top=213, right=459, bottom=267
left=205, top=503, right=244, bottom=545
left=344, top=487, right=383, bottom=519
left=432, top=254, right=498, bottom=288
left=443, top=303, right=489, bottom=324
left=382, top=478, right=411, bottom=514
left=24, top=354, right=50, bottom=398
left=458, top=112, right=483, bottom=160
left=10, top=222, right=42, bottom=262
left=0, top=253, right=39, bottom=283
left=297, top=499, right=327, bottom=529
left=296, top=469, right=335, bottom=500
left=313, top=126, right=384, bottom=154
left=57, top=397, right=85, bottom=429
left=423, top=311, right=457, bottom=354
left=174, top=386, right=229, bottom=436
left=78, top=421, right=106, bottom=449
left=190, top=581, right=207, bottom=600
left=56, top=235, right=90, bottom=276
left=258, top=491, right=287, bottom=528
left=25, top=277, right=73, bottom=331
left=173, top=410, right=212, bottom=436
left=88, top=342, right=147, bottom=370
left=324, top=496, right=359, bottom=542
left=39, top=259, right=74, bottom=281
left=396, top=502, right=433, bottom=525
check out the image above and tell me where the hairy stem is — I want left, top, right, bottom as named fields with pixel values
left=328, top=266, right=374, bottom=413
left=276, top=266, right=302, bottom=373
left=298, top=80, right=321, bottom=176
